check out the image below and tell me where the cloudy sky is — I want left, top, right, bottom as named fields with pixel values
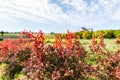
left=0, top=0, right=120, bottom=33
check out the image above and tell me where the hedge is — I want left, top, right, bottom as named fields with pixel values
left=75, top=29, right=120, bottom=39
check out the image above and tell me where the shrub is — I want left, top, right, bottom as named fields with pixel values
left=0, top=30, right=120, bottom=80
left=0, top=36, right=31, bottom=79
left=104, top=30, right=115, bottom=38
left=114, top=30, right=120, bottom=38
left=22, top=31, right=120, bottom=80
left=75, top=32, right=83, bottom=39
left=89, top=35, right=120, bottom=79
left=22, top=31, right=93, bottom=80
left=62, top=33, right=67, bottom=39
left=92, top=30, right=120, bottom=38
left=82, top=31, right=92, bottom=39
left=0, top=38, right=3, bottom=41
left=92, top=30, right=105, bottom=38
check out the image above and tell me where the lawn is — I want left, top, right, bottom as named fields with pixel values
left=0, top=34, right=21, bottom=39
left=45, top=38, right=118, bottom=52
left=80, top=39, right=118, bottom=52
left=1, top=33, right=117, bottom=53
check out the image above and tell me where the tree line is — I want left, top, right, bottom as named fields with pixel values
left=53, top=29, right=120, bottom=39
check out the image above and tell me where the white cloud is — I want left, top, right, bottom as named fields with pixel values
left=0, top=0, right=66, bottom=23
left=0, top=0, right=120, bottom=31
left=0, top=13, right=10, bottom=19
left=61, top=0, right=88, bottom=12
left=112, top=9, right=120, bottom=20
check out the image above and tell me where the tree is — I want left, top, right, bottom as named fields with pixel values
left=1, top=31, right=4, bottom=36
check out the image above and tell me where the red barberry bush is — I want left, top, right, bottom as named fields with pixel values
left=0, top=35, right=32, bottom=79
left=0, top=31, right=120, bottom=80
left=89, top=35, right=120, bottom=80
left=22, top=30, right=93, bottom=80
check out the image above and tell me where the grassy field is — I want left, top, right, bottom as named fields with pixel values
left=0, top=34, right=21, bottom=39
left=80, top=39, right=118, bottom=52
left=0, top=33, right=118, bottom=52
left=0, top=63, right=25, bottom=80
left=0, top=33, right=54, bottom=40
left=45, top=38, right=118, bottom=52
left=0, top=63, right=6, bottom=79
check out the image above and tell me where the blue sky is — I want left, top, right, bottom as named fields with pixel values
left=0, top=0, right=120, bottom=33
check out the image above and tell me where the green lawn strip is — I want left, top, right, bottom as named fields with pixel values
left=0, top=63, right=7, bottom=79
left=0, top=63, right=26, bottom=80
left=104, top=39, right=118, bottom=53
left=14, top=72, right=26, bottom=80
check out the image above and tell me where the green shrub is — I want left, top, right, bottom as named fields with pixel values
left=0, top=38, right=3, bottom=41
left=82, top=31, right=92, bottom=39
left=92, top=30, right=105, bottom=38
left=114, top=30, right=120, bottom=38
left=76, top=32, right=83, bottom=39
left=104, top=30, right=115, bottom=38
left=62, top=33, right=67, bottom=39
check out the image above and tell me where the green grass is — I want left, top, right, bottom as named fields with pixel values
left=0, top=33, right=55, bottom=40
left=104, top=39, right=118, bottom=53
left=44, top=38, right=118, bottom=52
left=0, top=34, right=21, bottom=39
left=80, top=39, right=118, bottom=52
left=0, top=63, right=25, bottom=80
left=0, top=63, right=7, bottom=79
left=1, top=33, right=118, bottom=52
left=14, top=72, right=25, bottom=80
left=0, top=33, right=30, bottom=40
